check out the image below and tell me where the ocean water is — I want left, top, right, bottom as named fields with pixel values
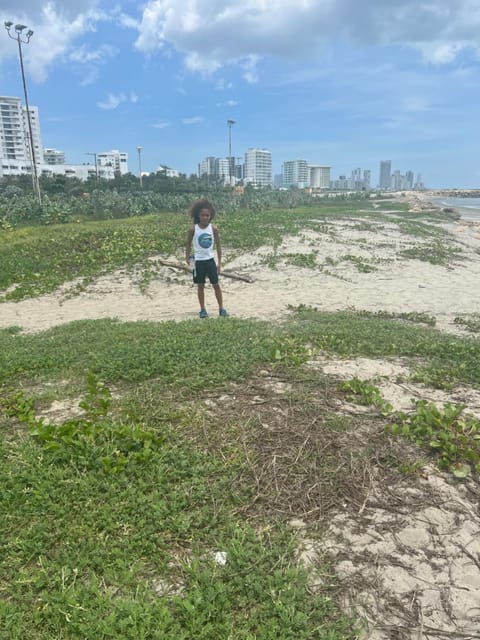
left=431, top=197, right=480, bottom=221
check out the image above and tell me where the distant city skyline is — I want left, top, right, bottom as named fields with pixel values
left=1, top=95, right=425, bottom=190
left=1, top=2, right=480, bottom=188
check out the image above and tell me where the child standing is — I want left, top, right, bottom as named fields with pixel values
left=185, top=198, right=227, bottom=318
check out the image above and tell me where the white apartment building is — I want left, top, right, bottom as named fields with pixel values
left=198, top=156, right=216, bottom=178
left=244, top=148, right=272, bottom=187
left=44, top=148, right=65, bottom=164
left=0, top=95, right=43, bottom=164
left=215, top=158, right=230, bottom=181
left=0, top=97, right=129, bottom=181
left=39, top=163, right=98, bottom=181
left=282, top=159, right=309, bottom=188
left=97, top=150, right=128, bottom=176
left=309, top=165, right=331, bottom=189
left=156, top=164, right=180, bottom=177
left=198, top=156, right=242, bottom=183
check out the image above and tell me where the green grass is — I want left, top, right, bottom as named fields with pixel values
left=0, top=318, right=273, bottom=388
left=2, top=310, right=480, bottom=390
left=0, top=214, right=183, bottom=301
left=1, top=359, right=356, bottom=639
left=285, top=307, right=480, bottom=388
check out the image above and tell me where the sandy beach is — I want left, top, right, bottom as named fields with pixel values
left=1, top=193, right=479, bottom=335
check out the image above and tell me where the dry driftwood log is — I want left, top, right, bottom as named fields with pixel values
left=156, top=259, right=254, bottom=283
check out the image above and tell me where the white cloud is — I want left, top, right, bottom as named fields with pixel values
left=134, top=0, right=480, bottom=78
left=216, top=100, right=238, bottom=107
left=3, top=1, right=480, bottom=85
left=115, top=12, right=140, bottom=30
left=97, top=91, right=138, bottom=110
left=415, top=42, right=466, bottom=64
left=182, top=116, right=204, bottom=124
left=152, top=120, right=171, bottom=129
left=0, top=1, right=106, bottom=82
left=69, top=44, right=118, bottom=64
left=214, top=79, right=233, bottom=90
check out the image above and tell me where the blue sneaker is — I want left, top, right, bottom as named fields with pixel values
left=219, top=308, right=228, bottom=317
left=199, top=309, right=208, bottom=318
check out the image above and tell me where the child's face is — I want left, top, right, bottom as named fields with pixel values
left=199, top=208, right=211, bottom=226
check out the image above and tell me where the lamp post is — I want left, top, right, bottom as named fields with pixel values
left=4, top=21, right=41, bottom=204
left=137, top=146, right=143, bottom=189
left=227, top=119, right=235, bottom=186
left=86, top=152, right=98, bottom=181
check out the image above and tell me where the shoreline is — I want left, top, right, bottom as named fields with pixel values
left=392, top=190, right=480, bottom=222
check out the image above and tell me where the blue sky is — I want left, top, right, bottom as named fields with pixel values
left=1, top=1, right=480, bottom=188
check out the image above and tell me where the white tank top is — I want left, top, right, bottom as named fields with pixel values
left=193, top=223, right=214, bottom=260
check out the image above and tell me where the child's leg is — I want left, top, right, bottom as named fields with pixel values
left=197, top=284, right=206, bottom=310
left=213, top=283, right=224, bottom=309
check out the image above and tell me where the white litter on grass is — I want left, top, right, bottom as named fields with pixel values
left=213, top=551, right=227, bottom=565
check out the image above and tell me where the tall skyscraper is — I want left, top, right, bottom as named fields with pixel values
left=379, top=160, right=391, bottom=189
left=244, top=148, right=272, bottom=187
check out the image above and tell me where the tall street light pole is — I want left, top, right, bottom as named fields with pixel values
left=227, top=119, right=235, bottom=186
left=86, top=152, right=98, bottom=182
left=4, top=21, right=41, bottom=204
left=137, top=146, right=143, bottom=189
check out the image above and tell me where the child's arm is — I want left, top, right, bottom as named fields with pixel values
left=213, top=225, right=222, bottom=272
left=185, top=226, right=194, bottom=264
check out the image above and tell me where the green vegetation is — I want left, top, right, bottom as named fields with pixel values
left=1, top=375, right=354, bottom=639
left=336, top=377, right=480, bottom=478
left=0, top=215, right=183, bottom=300
left=390, top=401, right=480, bottom=478
left=1, top=197, right=477, bottom=638
left=284, top=252, right=318, bottom=269
left=400, top=239, right=464, bottom=265
left=454, top=313, right=480, bottom=333
left=356, top=309, right=436, bottom=326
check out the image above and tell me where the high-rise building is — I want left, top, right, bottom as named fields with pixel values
left=309, top=165, right=331, bottom=189
left=198, top=156, right=216, bottom=178
left=414, top=173, right=424, bottom=190
left=244, top=148, right=272, bottom=187
left=379, top=160, right=391, bottom=189
left=405, top=170, right=414, bottom=190
left=97, top=150, right=128, bottom=176
left=234, top=157, right=243, bottom=180
left=0, top=95, right=43, bottom=163
left=0, top=96, right=130, bottom=181
left=282, top=159, right=309, bottom=188
left=363, top=169, right=371, bottom=190
left=215, top=157, right=230, bottom=181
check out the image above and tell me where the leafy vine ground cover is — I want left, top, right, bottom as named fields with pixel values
left=1, top=197, right=479, bottom=638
